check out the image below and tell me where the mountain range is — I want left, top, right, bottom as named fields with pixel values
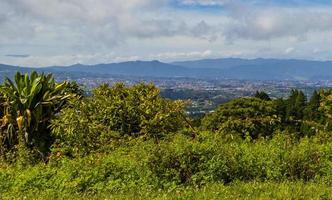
left=1, top=58, right=332, bottom=81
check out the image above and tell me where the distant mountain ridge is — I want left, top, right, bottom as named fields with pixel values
left=48, top=60, right=190, bottom=77
left=1, top=58, right=332, bottom=81
left=173, top=58, right=332, bottom=80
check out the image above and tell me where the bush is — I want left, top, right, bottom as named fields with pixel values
left=0, top=72, right=75, bottom=163
left=201, top=97, right=281, bottom=139
left=50, top=83, right=187, bottom=157
left=148, top=132, right=332, bottom=185
left=1, top=132, right=332, bottom=198
left=148, top=133, right=213, bottom=186
left=1, top=79, right=332, bottom=198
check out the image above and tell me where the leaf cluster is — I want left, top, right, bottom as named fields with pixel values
left=50, top=83, right=187, bottom=157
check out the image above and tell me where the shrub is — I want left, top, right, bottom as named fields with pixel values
left=50, top=83, right=187, bottom=157
left=148, top=132, right=332, bottom=185
left=148, top=133, right=213, bottom=186
left=0, top=132, right=332, bottom=198
left=201, top=97, right=281, bottom=139
left=0, top=72, right=74, bottom=163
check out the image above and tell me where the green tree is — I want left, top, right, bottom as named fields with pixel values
left=286, top=89, right=307, bottom=121
left=274, top=98, right=287, bottom=124
left=51, top=83, right=188, bottom=157
left=201, top=97, right=280, bottom=139
left=300, top=90, right=323, bottom=136
left=304, top=90, right=321, bottom=121
left=254, top=91, right=271, bottom=101
left=65, top=81, right=85, bottom=98
left=318, top=89, right=332, bottom=131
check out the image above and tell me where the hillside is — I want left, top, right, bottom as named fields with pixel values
left=1, top=58, right=332, bottom=80
left=173, top=58, right=332, bottom=80
left=1, top=72, right=332, bottom=199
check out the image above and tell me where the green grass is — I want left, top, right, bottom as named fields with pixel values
left=1, top=133, right=332, bottom=199
left=1, top=181, right=331, bottom=199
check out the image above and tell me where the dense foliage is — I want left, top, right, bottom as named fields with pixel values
left=1, top=73, right=332, bottom=199
left=0, top=72, right=76, bottom=163
left=1, top=133, right=332, bottom=199
left=202, top=89, right=332, bottom=138
left=202, top=97, right=280, bottom=138
left=50, top=83, right=188, bottom=157
left=254, top=91, right=271, bottom=101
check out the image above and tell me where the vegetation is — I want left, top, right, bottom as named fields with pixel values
left=1, top=72, right=332, bottom=199
left=254, top=91, right=271, bottom=101
left=50, top=83, right=187, bottom=157
left=201, top=97, right=280, bottom=139
left=0, top=72, right=76, bottom=164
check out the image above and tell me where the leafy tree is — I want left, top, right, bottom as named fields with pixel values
left=282, top=89, right=307, bottom=134
left=254, top=91, right=271, bottom=101
left=294, top=90, right=307, bottom=119
left=285, top=89, right=307, bottom=121
left=299, top=90, right=323, bottom=136
left=318, top=89, right=332, bottom=131
left=274, top=98, right=287, bottom=124
left=201, top=97, right=280, bottom=139
left=0, top=72, right=73, bottom=162
left=65, top=81, right=85, bottom=98
left=304, top=90, right=321, bottom=121
left=51, top=83, right=188, bottom=157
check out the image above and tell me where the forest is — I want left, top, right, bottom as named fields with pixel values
left=0, top=72, right=332, bottom=199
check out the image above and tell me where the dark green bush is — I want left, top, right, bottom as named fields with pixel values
left=147, top=132, right=332, bottom=185
left=201, top=97, right=281, bottom=139
left=1, top=77, right=332, bottom=199
left=148, top=134, right=213, bottom=186
left=50, top=83, right=187, bottom=157
left=1, top=132, right=332, bottom=198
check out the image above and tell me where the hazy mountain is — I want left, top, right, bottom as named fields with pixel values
left=174, top=58, right=332, bottom=80
left=0, top=63, right=26, bottom=72
left=172, top=58, right=254, bottom=69
left=1, top=58, right=332, bottom=80
left=0, top=64, right=32, bottom=82
left=47, top=60, right=191, bottom=77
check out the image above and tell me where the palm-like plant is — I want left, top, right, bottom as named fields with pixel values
left=0, top=71, right=73, bottom=161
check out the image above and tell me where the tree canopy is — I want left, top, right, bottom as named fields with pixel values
left=50, top=83, right=188, bottom=157
left=202, top=97, right=280, bottom=139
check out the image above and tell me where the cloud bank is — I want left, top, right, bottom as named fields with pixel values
left=1, top=0, right=332, bottom=66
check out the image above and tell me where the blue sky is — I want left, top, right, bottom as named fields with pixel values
left=171, top=0, right=332, bottom=9
left=1, top=0, right=332, bottom=66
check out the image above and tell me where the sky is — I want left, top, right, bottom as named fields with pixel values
left=1, top=0, right=332, bottom=67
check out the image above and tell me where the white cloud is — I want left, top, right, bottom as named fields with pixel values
left=152, top=50, right=213, bottom=60
left=0, top=0, right=220, bottom=51
left=1, top=0, right=332, bottom=66
left=0, top=50, right=214, bottom=67
left=0, top=53, right=140, bottom=67
left=225, top=7, right=332, bottom=40
left=285, top=47, right=295, bottom=54
left=180, top=0, right=230, bottom=6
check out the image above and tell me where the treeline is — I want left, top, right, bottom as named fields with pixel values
left=202, top=89, right=329, bottom=139
left=1, top=72, right=332, bottom=198
left=1, top=71, right=332, bottom=165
